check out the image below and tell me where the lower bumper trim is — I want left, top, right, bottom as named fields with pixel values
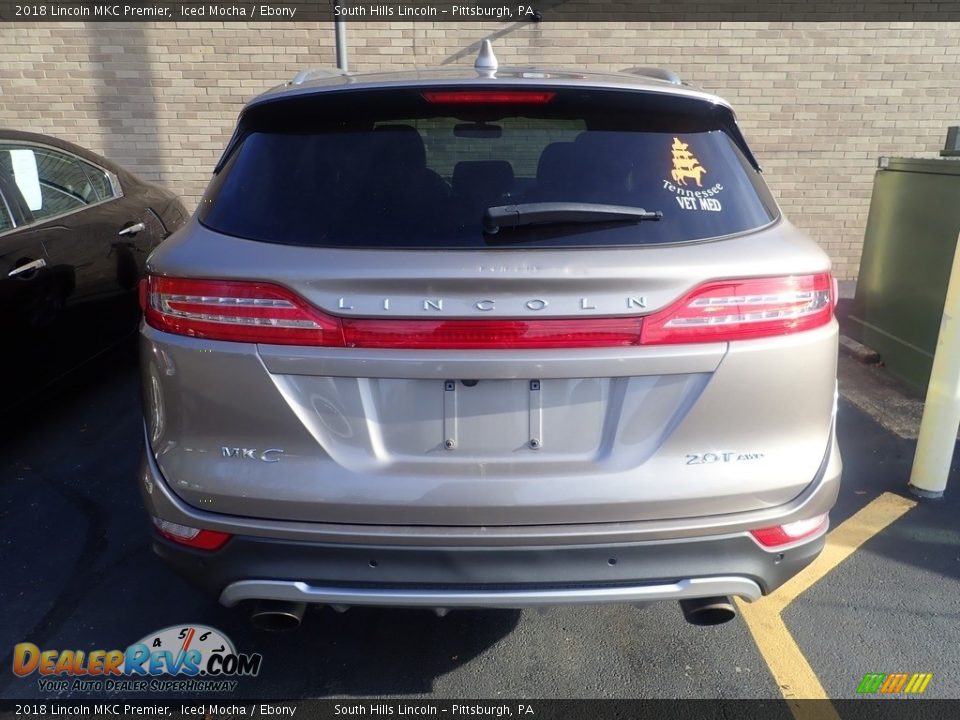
left=219, top=576, right=762, bottom=609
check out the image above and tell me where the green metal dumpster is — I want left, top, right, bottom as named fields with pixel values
left=849, top=157, right=960, bottom=395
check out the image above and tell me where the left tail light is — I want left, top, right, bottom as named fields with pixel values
left=142, top=276, right=345, bottom=346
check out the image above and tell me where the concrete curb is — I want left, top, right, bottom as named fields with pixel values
left=839, top=335, right=881, bottom=365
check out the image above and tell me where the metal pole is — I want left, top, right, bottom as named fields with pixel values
left=334, top=11, right=348, bottom=72
left=908, top=231, right=960, bottom=499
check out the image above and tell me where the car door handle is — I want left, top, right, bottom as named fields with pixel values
left=118, top=222, right=146, bottom=236
left=7, top=258, right=47, bottom=277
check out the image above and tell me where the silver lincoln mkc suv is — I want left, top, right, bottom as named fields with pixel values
left=138, top=43, right=841, bottom=630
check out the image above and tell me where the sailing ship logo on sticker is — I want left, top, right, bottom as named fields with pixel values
left=670, top=137, right=707, bottom=187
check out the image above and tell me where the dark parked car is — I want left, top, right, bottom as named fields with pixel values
left=0, top=130, right=187, bottom=410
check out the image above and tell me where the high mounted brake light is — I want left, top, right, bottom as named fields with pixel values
left=421, top=90, right=556, bottom=105
left=141, top=273, right=834, bottom=348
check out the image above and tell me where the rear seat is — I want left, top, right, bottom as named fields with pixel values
left=452, top=160, right=515, bottom=215
left=535, top=142, right=579, bottom=200
left=534, top=135, right=636, bottom=205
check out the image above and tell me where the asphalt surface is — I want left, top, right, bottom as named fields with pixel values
left=0, top=342, right=957, bottom=700
left=786, top=400, right=960, bottom=699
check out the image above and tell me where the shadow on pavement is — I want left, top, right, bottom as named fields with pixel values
left=786, top=397, right=960, bottom=697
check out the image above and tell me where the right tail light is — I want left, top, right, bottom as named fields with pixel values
left=640, top=272, right=834, bottom=345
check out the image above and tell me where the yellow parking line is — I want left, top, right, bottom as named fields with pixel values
left=736, top=492, right=917, bottom=716
left=737, top=599, right=832, bottom=705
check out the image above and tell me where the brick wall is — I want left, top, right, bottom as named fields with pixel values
left=1, top=21, right=958, bottom=279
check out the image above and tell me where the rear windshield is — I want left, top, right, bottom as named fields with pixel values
left=199, top=88, right=778, bottom=249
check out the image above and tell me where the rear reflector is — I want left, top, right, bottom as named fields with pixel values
left=422, top=90, right=556, bottom=104
left=641, top=273, right=834, bottom=344
left=152, top=517, right=231, bottom=551
left=750, top=513, right=829, bottom=548
left=142, top=273, right=833, bottom=348
left=341, top=317, right=642, bottom=349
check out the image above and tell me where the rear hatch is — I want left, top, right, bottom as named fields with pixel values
left=142, top=83, right=837, bottom=526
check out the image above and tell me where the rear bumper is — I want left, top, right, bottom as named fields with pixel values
left=154, top=532, right=825, bottom=609
left=217, top=577, right=764, bottom=609
left=141, top=423, right=839, bottom=609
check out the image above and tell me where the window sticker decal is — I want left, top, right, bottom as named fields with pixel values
left=663, top=137, right=724, bottom=212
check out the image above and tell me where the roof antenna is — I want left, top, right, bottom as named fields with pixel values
left=474, top=39, right=498, bottom=74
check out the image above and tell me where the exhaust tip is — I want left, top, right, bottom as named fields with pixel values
left=250, top=601, right=306, bottom=631
left=679, top=596, right=737, bottom=626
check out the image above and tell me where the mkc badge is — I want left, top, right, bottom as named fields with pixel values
left=221, top=447, right=284, bottom=463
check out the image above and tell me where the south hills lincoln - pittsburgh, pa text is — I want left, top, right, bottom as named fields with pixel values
left=333, top=5, right=539, bottom=18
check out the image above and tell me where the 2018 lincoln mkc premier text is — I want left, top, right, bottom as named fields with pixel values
left=138, top=44, right=841, bottom=630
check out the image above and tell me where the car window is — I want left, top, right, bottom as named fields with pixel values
left=199, top=88, right=779, bottom=249
left=77, top=157, right=116, bottom=201
left=0, top=191, right=13, bottom=233
left=0, top=144, right=116, bottom=226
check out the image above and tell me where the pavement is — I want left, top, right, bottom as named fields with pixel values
left=1, top=338, right=959, bottom=701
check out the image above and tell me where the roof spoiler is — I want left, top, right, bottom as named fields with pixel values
left=288, top=67, right=350, bottom=86
left=619, top=67, right=683, bottom=85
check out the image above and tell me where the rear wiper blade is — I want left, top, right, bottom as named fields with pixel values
left=483, top=202, right=662, bottom=235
